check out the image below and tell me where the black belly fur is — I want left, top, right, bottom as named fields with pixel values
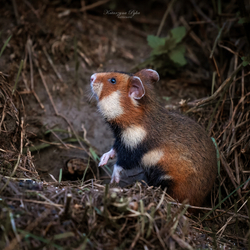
left=113, top=138, right=173, bottom=191
left=109, top=122, right=173, bottom=191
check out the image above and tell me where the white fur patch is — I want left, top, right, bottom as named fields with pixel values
left=121, top=125, right=147, bottom=149
left=142, top=149, right=164, bottom=168
left=160, top=174, right=172, bottom=180
left=98, top=91, right=124, bottom=120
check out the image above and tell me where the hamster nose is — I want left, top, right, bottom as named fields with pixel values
left=90, top=74, right=96, bottom=83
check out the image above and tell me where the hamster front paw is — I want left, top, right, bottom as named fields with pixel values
left=99, top=148, right=116, bottom=167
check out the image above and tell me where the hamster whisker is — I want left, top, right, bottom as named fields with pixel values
left=88, top=93, right=95, bottom=102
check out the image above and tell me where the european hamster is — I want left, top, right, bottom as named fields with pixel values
left=90, top=69, right=217, bottom=208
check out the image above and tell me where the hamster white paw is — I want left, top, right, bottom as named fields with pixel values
left=110, top=164, right=123, bottom=183
left=99, top=148, right=116, bottom=167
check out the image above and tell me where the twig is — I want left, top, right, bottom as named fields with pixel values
left=21, top=72, right=30, bottom=91
left=129, top=231, right=140, bottom=250
left=11, top=0, right=20, bottom=25
left=154, top=222, right=166, bottom=249
left=63, top=193, right=72, bottom=217
left=26, top=38, right=34, bottom=90
left=171, top=234, right=193, bottom=250
left=23, top=0, right=40, bottom=19
left=217, top=197, right=249, bottom=237
left=4, top=197, right=64, bottom=207
left=43, top=47, right=64, bottom=83
left=157, top=0, right=177, bottom=37
left=38, top=51, right=87, bottom=152
left=77, top=49, right=93, bottom=67
left=12, top=59, right=24, bottom=95
left=180, top=17, right=203, bottom=48
left=1, top=177, right=21, bottom=195
left=56, top=0, right=110, bottom=13
left=0, top=99, right=7, bottom=134
left=32, top=90, right=45, bottom=110
left=49, top=174, right=58, bottom=182
left=189, top=0, right=217, bottom=28
left=81, top=123, right=90, bottom=144
left=36, top=60, right=59, bottom=115
left=50, top=129, right=69, bottom=149
left=37, top=193, right=63, bottom=213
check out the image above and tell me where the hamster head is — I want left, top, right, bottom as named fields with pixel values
left=90, top=69, right=159, bottom=123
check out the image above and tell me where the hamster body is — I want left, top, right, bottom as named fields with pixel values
left=90, top=69, right=217, bottom=208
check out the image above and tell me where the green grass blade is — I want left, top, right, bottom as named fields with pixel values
left=0, top=35, right=12, bottom=57
left=53, top=232, right=75, bottom=240
left=58, top=168, right=62, bottom=183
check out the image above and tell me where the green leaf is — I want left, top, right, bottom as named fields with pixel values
left=241, top=56, right=250, bottom=66
left=147, top=35, right=166, bottom=49
left=238, top=17, right=250, bottom=24
left=170, top=26, right=186, bottom=43
left=150, top=38, right=176, bottom=56
left=168, top=44, right=187, bottom=66
left=162, top=96, right=172, bottom=101
left=163, top=37, right=177, bottom=52
left=242, top=61, right=248, bottom=67
left=151, top=46, right=166, bottom=56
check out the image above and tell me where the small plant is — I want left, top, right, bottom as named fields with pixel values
left=140, top=26, right=187, bottom=75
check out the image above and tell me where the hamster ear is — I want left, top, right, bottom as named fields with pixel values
left=128, top=76, right=145, bottom=99
left=139, top=69, right=160, bottom=83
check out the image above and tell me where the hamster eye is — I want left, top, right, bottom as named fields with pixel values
left=109, top=78, right=116, bottom=84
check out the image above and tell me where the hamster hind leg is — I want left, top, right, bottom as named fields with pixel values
left=110, top=164, right=123, bottom=183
